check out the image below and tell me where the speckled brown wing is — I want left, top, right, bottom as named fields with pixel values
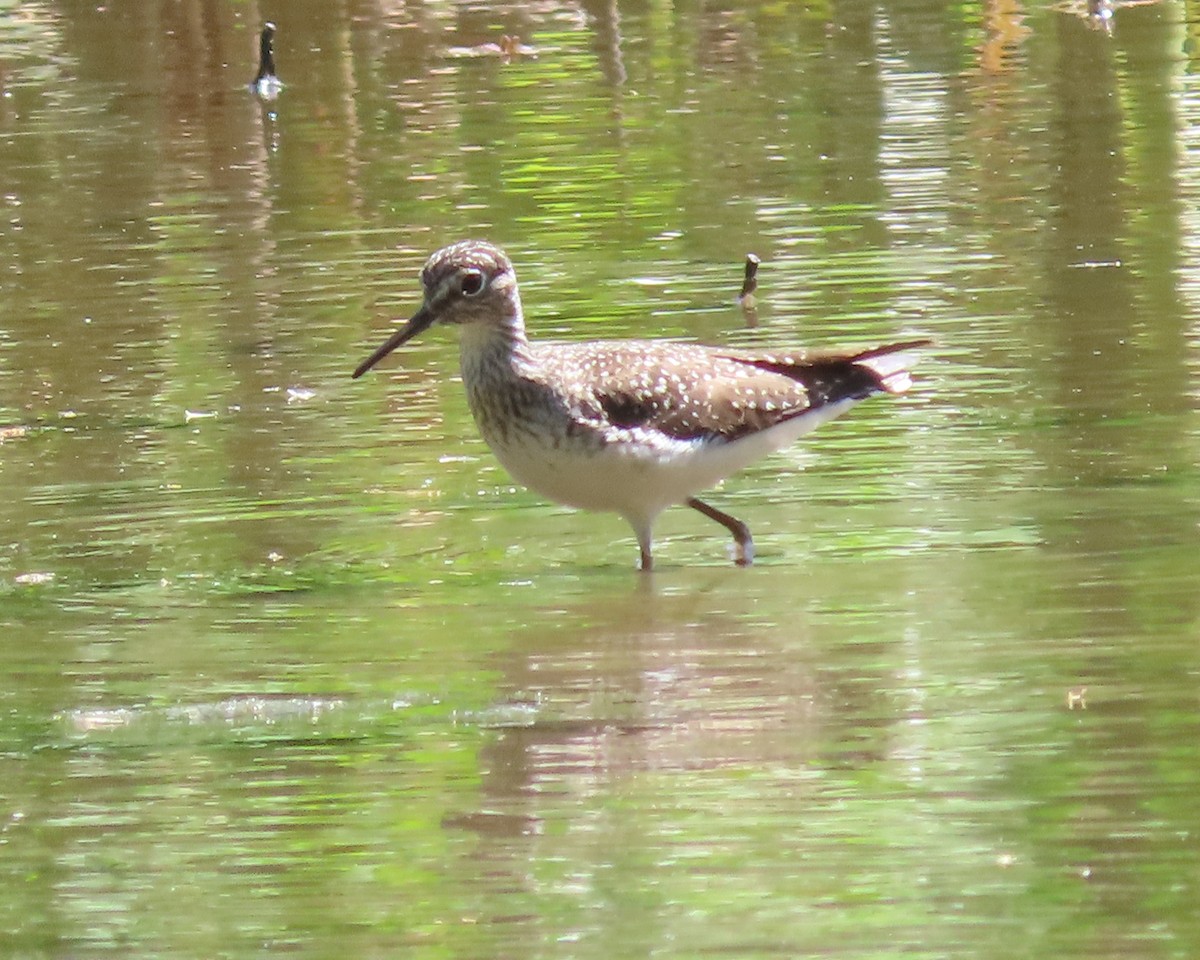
left=540, top=339, right=929, bottom=443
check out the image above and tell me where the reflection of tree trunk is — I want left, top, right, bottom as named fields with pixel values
left=816, top=0, right=887, bottom=252
left=1041, top=9, right=1192, bottom=602
left=979, top=0, right=1030, bottom=74
left=581, top=0, right=626, bottom=89
left=1048, top=16, right=1127, bottom=342
left=1044, top=11, right=1186, bottom=473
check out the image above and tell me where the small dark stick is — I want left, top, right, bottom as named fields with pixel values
left=738, top=254, right=760, bottom=302
left=738, top=253, right=761, bottom=327
left=252, top=22, right=283, bottom=98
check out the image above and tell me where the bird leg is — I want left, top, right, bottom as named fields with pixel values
left=686, top=497, right=755, bottom=566
left=631, top=522, right=655, bottom=572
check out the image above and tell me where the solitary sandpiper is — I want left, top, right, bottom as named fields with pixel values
left=354, top=240, right=929, bottom=570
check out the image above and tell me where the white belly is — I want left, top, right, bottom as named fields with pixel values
left=483, top=398, right=858, bottom=525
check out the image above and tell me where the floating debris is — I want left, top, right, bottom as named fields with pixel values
left=61, top=695, right=347, bottom=736
left=1051, top=0, right=1162, bottom=33
left=55, top=692, right=449, bottom=745
left=13, top=572, right=55, bottom=586
left=286, top=386, right=316, bottom=404
left=447, top=35, right=538, bottom=60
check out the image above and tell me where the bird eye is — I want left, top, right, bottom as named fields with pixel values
left=460, top=270, right=485, bottom=297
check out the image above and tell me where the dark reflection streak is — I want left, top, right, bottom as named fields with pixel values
left=583, top=0, right=627, bottom=90
left=450, top=4, right=537, bottom=237
left=591, top=0, right=632, bottom=246
left=818, top=1, right=887, bottom=253
left=1113, top=5, right=1188, bottom=383
left=1044, top=16, right=1151, bottom=488
left=581, top=0, right=628, bottom=176
left=1041, top=18, right=1134, bottom=570
left=1039, top=18, right=1199, bottom=905
left=158, top=1, right=318, bottom=565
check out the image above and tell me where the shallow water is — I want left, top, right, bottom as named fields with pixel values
left=3, top=0, right=1200, bottom=957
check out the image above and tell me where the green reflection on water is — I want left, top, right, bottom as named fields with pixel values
left=3, top=0, right=1200, bottom=957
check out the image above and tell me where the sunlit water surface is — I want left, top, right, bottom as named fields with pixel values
left=2, top=0, right=1200, bottom=957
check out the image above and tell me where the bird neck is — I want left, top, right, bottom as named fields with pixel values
left=458, top=299, right=536, bottom=390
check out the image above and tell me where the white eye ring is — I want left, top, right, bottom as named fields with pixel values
left=460, top=270, right=485, bottom=296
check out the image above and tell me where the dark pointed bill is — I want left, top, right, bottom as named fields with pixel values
left=352, top=304, right=435, bottom=379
